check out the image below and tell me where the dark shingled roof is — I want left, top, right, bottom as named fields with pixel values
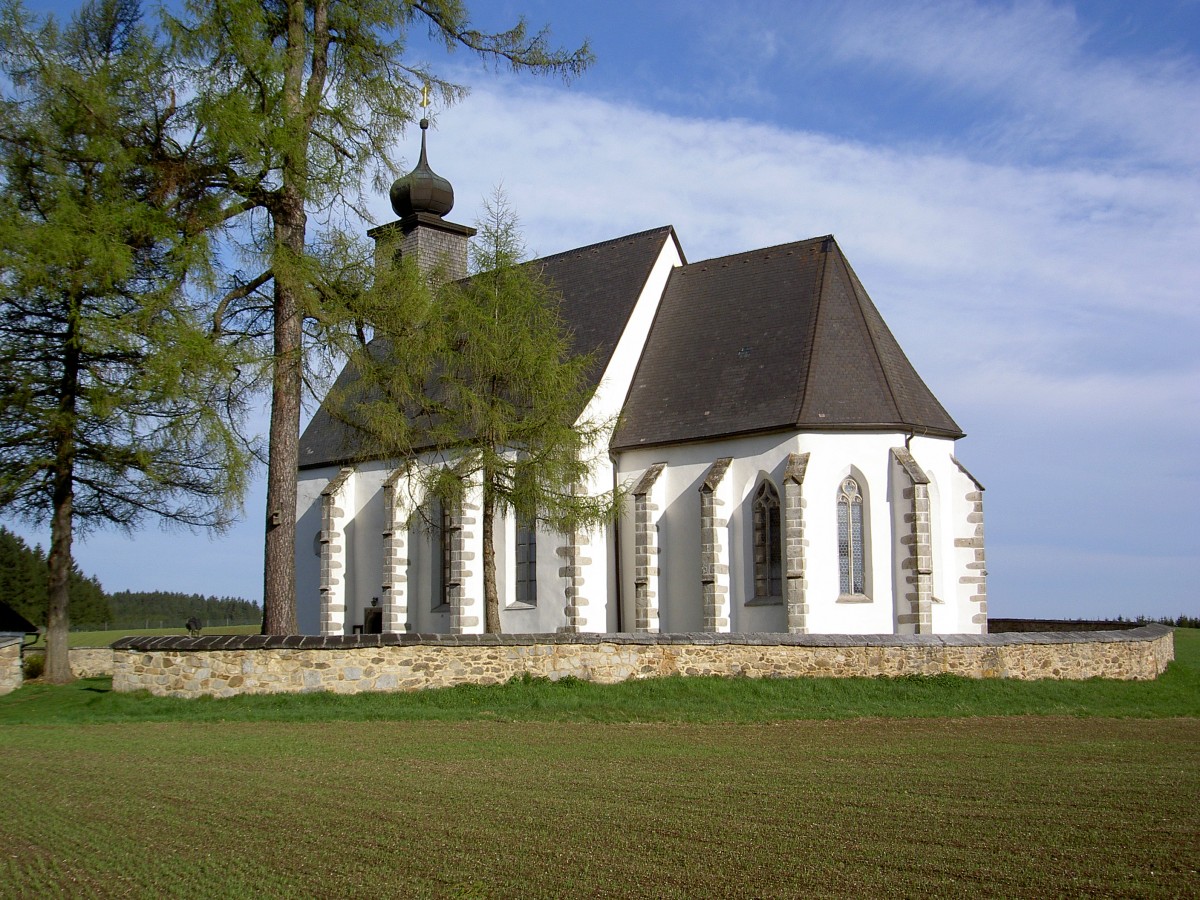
left=610, top=235, right=962, bottom=449
left=299, top=226, right=680, bottom=469
left=0, top=600, right=37, bottom=634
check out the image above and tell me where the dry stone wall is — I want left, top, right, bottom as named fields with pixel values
left=111, top=625, right=1175, bottom=699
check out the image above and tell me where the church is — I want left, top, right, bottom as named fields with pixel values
left=294, top=119, right=988, bottom=637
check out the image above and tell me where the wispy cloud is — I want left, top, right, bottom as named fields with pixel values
left=820, top=0, right=1200, bottom=166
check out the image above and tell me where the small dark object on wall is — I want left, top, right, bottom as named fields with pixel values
left=185, top=616, right=202, bottom=638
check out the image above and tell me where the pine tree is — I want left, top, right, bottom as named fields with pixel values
left=166, top=0, right=592, bottom=634
left=0, top=0, right=248, bottom=681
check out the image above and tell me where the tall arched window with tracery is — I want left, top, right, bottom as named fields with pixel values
left=752, top=481, right=783, bottom=600
left=837, top=476, right=865, bottom=595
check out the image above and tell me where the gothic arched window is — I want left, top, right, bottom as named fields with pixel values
left=753, top=481, right=783, bottom=599
left=837, top=477, right=865, bottom=595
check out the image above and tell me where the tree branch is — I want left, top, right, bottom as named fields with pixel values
left=212, top=270, right=273, bottom=335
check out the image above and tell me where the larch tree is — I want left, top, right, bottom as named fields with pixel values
left=0, top=0, right=249, bottom=682
left=343, top=192, right=621, bottom=633
left=166, top=0, right=592, bottom=634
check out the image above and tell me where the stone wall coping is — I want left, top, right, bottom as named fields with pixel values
left=0, top=634, right=25, bottom=649
left=111, top=623, right=1172, bottom=653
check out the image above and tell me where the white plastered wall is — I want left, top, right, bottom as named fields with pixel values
left=296, top=467, right=335, bottom=635
left=299, top=429, right=984, bottom=635
left=615, top=431, right=981, bottom=635
left=563, top=234, right=682, bottom=632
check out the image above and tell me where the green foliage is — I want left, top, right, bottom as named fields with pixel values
left=337, top=192, right=622, bottom=630
left=20, top=652, right=42, bottom=679
left=0, top=525, right=258, bottom=630
left=0, top=0, right=251, bottom=678
left=165, top=0, right=593, bottom=631
left=0, top=0, right=250, bottom=531
left=106, top=590, right=260, bottom=626
left=431, top=192, right=619, bottom=532
left=0, top=527, right=110, bottom=626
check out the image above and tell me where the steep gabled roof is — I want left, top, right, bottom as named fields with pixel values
left=299, top=226, right=679, bottom=470
left=610, top=236, right=962, bottom=449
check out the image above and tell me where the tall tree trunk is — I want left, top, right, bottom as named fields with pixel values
left=44, top=302, right=80, bottom=683
left=260, top=0, right=313, bottom=635
left=482, top=495, right=501, bottom=634
left=261, top=195, right=304, bottom=635
left=44, top=472, right=74, bottom=683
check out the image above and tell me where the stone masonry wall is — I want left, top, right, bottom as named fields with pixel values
left=111, top=625, right=1175, bottom=699
left=699, top=457, right=733, bottom=632
left=64, top=647, right=115, bottom=677
left=17, top=646, right=115, bottom=679
left=783, top=453, right=810, bottom=634
left=0, top=637, right=21, bottom=695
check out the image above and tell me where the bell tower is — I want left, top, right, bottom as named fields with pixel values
left=368, top=97, right=475, bottom=280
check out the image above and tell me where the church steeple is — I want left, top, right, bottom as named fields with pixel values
left=368, top=92, right=474, bottom=281
left=389, top=117, right=455, bottom=219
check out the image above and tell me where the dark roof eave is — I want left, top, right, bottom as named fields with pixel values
left=611, top=420, right=964, bottom=453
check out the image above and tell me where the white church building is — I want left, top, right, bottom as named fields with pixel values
left=294, top=121, right=988, bottom=637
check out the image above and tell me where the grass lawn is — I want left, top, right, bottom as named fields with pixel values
left=1, top=629, right=1196, bottom=898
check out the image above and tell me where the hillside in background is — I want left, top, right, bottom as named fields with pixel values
left=0, top=526, right=258, bottom=629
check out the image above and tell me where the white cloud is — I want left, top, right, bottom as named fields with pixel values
left=406, top=79, right=1199, bottom=369
left=821, top=0, right=1200, bottom=166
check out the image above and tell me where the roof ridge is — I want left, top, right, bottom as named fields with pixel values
left=835, top=245, right=904, bottom=424
left=791, top=238, right=832, bottom=425
left=530, top=225, right=675, bottom=265
left=685, top=234, right=832, bottom=270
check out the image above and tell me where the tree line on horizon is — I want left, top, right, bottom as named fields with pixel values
left=0, top=0, right=594, bottom=682
left=0, top=526, right=258, bottom=628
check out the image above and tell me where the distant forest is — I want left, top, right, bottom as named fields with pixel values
left=0, top=526, right=260, bottom=629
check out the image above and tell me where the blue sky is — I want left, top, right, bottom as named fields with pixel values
left=8, top=0, right=1199, bottom=621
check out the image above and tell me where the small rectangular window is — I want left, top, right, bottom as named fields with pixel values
left=514, top=514, right=537, bottom=606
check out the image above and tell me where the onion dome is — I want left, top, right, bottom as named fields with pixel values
left=389, top=118, right=454, bottom=218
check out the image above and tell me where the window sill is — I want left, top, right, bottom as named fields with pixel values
left=745, top=596, right=783, bottom=607
left=504, top=601, right=537, bottom=611
left=836, top=593, right=872, bottom=604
